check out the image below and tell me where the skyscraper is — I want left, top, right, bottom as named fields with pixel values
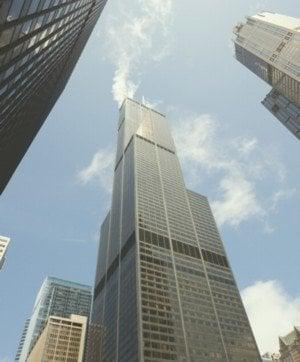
left=0, top=235, right=10, bottom=270
left=16, top=276, right=92, bottom=361
left=262, top=89, right=300, bottom=139
left=90, top=98, right=261, bottom=361
left=0, top=0, right=107, bottom=194
left=233, top=12, right=300, bottom=139
left=27, top=314, right=88, bottom=362
left=15, top=319, right=30, bottom=362
left=84, top=323, right=104, bottom=362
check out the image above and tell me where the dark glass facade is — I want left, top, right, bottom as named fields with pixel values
left=0, top=0, right=107, bottom=194
left=84, top=323, right=104, bottom=362
left=90, top=98, right=261, bottom=361
left=262, top=89, right=300, bottom=139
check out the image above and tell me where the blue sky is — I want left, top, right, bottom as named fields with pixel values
left=0, top=0, right=299, bottom=359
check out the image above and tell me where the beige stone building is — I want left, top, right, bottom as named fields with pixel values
left=279, top=327, right=300, bottom=362
left=27, top=314, right=87, bottom=362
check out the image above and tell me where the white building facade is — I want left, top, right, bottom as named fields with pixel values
left=0, top=235, right=10, bottom=270
left=233, top=12, right=300, bottom=139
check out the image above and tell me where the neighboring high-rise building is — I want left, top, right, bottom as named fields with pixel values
left=27, top=314, right=87, bottom=362
left=233, top=12, right=300, bottom=139
left=90, top=98, right=261, bottom=361
left=279, top=326, right=300, bottom=362
left=17, top=276, right=92, bottom=362
left=262, top=89, right=300, bottom=139
left=15, top=318, right=30, bottom=362
left=0, top=0, right=108, bottom=194
left=0, top=235, right=10, bottom=270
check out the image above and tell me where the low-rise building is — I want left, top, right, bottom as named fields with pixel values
left=27, top=314, right=87, bottom=362
left=17, top=276, right=92, bottom=361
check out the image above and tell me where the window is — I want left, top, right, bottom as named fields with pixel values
left=271, top=104, right=280, bottom=113
left=7, top=2, right=24, bottom=21
left=28, top=0, right=42, bottom=15
left=0, top=28, right=14, bottom=47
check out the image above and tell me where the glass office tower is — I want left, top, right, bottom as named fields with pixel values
left=16, top=276, right=92, bottom=361
left=0, top=0, right=107, bottom=194
left=233, top=12, right=300, bottom=139
left=90, top=98, right=261, bottom=362
left=15, top=318, right=30, bottom=361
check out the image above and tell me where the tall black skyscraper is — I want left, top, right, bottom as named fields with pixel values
left=90, top=98, right=261, bottom=361
left=0, top=0, right=107, bottom=194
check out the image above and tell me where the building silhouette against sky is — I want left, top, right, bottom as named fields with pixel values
left=0, top=0, right=107, bottom=194
left=16, top=276, right=92, bottom=361
left=90, top=98, right=261, bottom=361
left=233, top=12, right=300, bottom=139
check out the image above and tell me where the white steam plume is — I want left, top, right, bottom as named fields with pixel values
left=104, top=0, right=173, bottom=106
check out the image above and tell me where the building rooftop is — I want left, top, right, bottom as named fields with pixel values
left=45, top=276, right=92, bottom=290
left=0, top=235, right=10, bottom=242
left=252, top=12, right=300, bottom=31
left=121, top=97, right=166, bottom=117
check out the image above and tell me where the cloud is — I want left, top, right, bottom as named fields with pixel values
left=0, top=357, right=12, bottom=362
left=104, top=0, right=173, bottom=106
left=77, top=149, right=114, bottom=193
left=249, top=0, right=269, bottom=13
left=78, top=114, right=293, bottom=232
left=173, top=114, right=292, bottom=228
left=242, top=280, right=300, bottom=354
left=212, top=173, right=264, bottom=227
left=269, top=189, right=295, bottom=213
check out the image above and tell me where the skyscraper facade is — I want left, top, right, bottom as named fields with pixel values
left=233, top=12, right=300, bottom=139
left=90, top=98, right=261, bottom=361
left=262, top=89, right=300, bottom=139
left=0, top=235, right=10, bottom=270
left=84, top=323, right=104, bottom=362
left=0, top=0, right=107, bottom=194
left=16, top=276, right=92, bottom=361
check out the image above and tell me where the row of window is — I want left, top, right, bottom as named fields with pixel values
left=0, top=13, right=85, bottom=128
left=139, top=225, right=229, bottom=272
left=136, top=133, right=175, bottom=154
left=2, top=0, right=88, bottom=25
left=93, top=231, right=135, bottom=301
